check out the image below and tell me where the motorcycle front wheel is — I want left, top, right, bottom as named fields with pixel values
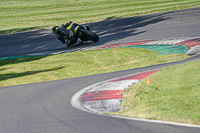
left=80, top=30, right=99, bottom=42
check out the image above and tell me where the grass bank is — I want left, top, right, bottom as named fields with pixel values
left=1, top=0, right=200, bottom=34
left=111, top=59, right=200, bottom=125
left=0, top=48, right=188, bottom=87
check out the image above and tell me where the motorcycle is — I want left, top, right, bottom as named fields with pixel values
left=67, top=24, right=99, bottom=46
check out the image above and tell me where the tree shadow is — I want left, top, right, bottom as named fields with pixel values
left=0, top=55, right=48, bottom=67
left=0, top=27, right=54, bottom=47
left=0, top=26, right=47, bottom=35
left=0, top=67, right=63, bottom=81
left=83, top=11, right=172, bottom=46
left=105, top=16, right=116, bottom=20
left=0, top=28, right=57, bottom=58
left=0, top=68, right=10, bottom=71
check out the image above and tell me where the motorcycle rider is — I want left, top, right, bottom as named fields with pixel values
left=52, top=21, right=90, bottom=47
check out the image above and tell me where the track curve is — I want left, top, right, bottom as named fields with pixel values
left=0, top=8, right=200, bottom=133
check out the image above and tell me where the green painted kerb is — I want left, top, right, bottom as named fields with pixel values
left=0, top=56, right=29, bottom=60
left=121, top=44, right=188, bottom=55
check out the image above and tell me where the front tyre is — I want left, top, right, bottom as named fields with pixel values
left=81, top=30, right=99, bottom=42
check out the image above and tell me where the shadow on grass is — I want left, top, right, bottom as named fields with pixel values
left=105, top=16, right=116, bottom=20
left=0, top=26, right=48, bottom=35
left=0, top=67, right=63, bottom=81
left=0, top=55, right=49, bottom=67
left=0, top=68, right=10, bottom=71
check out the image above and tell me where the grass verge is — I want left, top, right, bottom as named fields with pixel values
left=1, top=0, right=200, bottom=34
left=0, top=48, right=188, bottom=87
left=110, top=59, right=200, bottom=125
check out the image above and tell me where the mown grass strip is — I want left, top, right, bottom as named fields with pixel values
left=1, top=0, right=200, bottom=34
left=0, top=48, right=188, bottom=87
left=111, top=59, right=200, bottom=125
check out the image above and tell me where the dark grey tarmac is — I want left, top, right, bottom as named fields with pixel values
left=1, top=7, right=200, bottom=57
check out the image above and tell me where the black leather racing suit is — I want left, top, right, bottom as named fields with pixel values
left=56, top=21, right=87, bottom=46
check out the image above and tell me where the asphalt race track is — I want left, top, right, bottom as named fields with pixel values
left=0, top=8, right=200, bottom=133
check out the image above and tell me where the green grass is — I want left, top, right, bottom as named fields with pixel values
left=0, top=48, right=188, bottom=87
left=111, top=59, right=200, bottom=125
left=1, top=0, right=200, bottom=34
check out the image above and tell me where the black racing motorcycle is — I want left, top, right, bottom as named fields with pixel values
left=67, top=24, right=99, bottom=46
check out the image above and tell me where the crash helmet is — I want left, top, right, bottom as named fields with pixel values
left=52, top=26, right=59, bottom=34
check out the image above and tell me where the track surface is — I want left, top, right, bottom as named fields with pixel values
left=1, top=7, right=200, bottom=57
left=0, top=8, right=200, bottom=133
